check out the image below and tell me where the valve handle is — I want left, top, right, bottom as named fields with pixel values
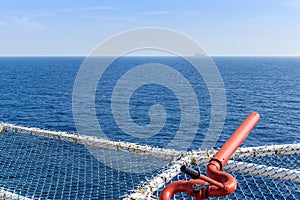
left=181, top=165, right=200, bottom=179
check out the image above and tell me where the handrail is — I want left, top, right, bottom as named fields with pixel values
left=160, top=112, right=260, bottom=200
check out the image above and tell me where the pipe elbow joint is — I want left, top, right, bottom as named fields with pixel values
left=206, top=163, right=237, bottom=197
left=160, top=180, right=207, bottom=200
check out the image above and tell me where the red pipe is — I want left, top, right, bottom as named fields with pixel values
left=160, top=112, right=260, bottom=200
left=159, top=179, right=207, bottom=200
left=212, top=112, right=260, bottom=169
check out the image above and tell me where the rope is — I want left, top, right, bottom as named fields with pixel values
left=233, top=144, right=300, bottom=158
left=190, top=143, right=300, bottom=161
left=0, top=125, right=5, bottom=134
left=0, top=123, right=184, bottom=160
left=1, top=123, right=300, bottom=199
left=0, top=188, right=33, bottom=200
left=1, top=123, right=299, bottom=161
left=225, top=160, right=300, bottom=182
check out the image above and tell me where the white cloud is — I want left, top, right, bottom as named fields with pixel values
left=57, top=6, right=114, bottom=13
left=140, top=11, right=177, bottom=15
left=0, top=16, right=45, bottom=29
left=20, top=6, right=114, bottom=17
left=27, top=9, right=53, bottom=17
left=12, top=16, right=45, bottom=29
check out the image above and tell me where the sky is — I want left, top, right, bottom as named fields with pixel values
left=0, top=0, right=300, bottom=56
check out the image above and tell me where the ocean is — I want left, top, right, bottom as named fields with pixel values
left=0, top=56, right=299, bottom=148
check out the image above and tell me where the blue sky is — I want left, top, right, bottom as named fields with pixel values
left=0, top=0, right=300, bottom=56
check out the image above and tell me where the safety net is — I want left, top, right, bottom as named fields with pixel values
left=0, top=123, right=299, bottom=200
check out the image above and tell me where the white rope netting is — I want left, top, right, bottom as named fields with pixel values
left=0, top=123, right=299, bottom=200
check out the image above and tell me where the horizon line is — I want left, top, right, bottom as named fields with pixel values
left=1, top=55, right=300, bottom=58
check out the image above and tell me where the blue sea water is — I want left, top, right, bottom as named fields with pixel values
left=0, top=56, right=299, bottom=148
